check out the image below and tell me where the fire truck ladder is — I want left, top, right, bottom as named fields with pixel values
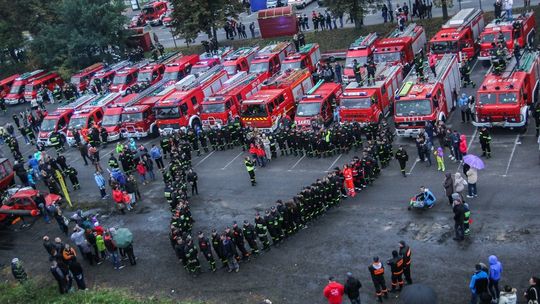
left=349, top=33, right=378, bottom=49
left=157, top=51, right=182, bottom=65
left=58, top=94, right=99, bottom=110
left=430, top=54, right=456, bottom=84
left=17, top=69, right=45, bottom=80
left=101, top=60, right=130, bottom=74
left=121, top=78, right=169, bottom=108
left=226, top=47, right=255, bottom=60
left=217, top=72, right=253, bottom=95
left=265, top=68, right=308, bottom=87
left=83, top=92, right=121, bottom=109
left=388, top=23, right=418, bottom=38
left=298, top=43, right=315, bottom=54
left=176, top=65, right=224, bottom=92
left=516, top=50, right=537, bottom=72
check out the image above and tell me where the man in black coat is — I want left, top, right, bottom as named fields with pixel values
left=344, top=272, right=362, bottom=304
left=453, top=197, right=466, bottom=241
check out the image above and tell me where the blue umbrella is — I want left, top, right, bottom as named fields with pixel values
left=463, top=154, right=485, bottom=170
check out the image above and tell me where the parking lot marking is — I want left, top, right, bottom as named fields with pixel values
left=327, top=154, right=343, bottom=171
left=288, top=155, right=306, bottom=171
left=195, top=151, right=215, bottom=167
left=221, top=151, right=243, bottom=170
left=503, top=135, right=520, bottom=177
left=407, top=159, right=420, bottom=175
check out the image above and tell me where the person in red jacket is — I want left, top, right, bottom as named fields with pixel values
left=255, top=144, right=266, bottom=167
left=324, top=276, right=345, bottom=304
left=136, top=161, right=147, bottom=185
left=343, top=164, right=355, bottom=197
left=459, top=134, right=468, bottom=157
left=112, top=187, right=126, bottom=214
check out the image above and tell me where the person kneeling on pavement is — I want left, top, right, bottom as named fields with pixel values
left=409, top=186, right=436, bottom=209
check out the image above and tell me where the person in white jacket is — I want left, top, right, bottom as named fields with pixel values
left=503, top=0, right=513, bottom=20
left=498, top=285, right=517, bottom=304
left=466, top=167, right=478, bottom=198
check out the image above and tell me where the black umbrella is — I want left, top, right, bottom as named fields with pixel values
left=399, top=283, right=437, bottom=304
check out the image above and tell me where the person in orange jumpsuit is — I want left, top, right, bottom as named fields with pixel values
left=343, top=164, right=355, bottom=197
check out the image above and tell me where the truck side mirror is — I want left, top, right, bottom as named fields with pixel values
left=524, top=93, right=528, bottom=101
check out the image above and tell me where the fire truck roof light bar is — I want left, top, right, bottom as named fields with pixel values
left=388, top=23, right=418, bottom=38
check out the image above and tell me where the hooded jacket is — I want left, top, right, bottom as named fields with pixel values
left=454, top=173, right=467, bottom=193
left=488, top=255, right=502, bottom=281
left=469, top=269, right=489, bottom=294
left=443, top=173, right=454, bottom=196
left=498, top=288, right=517, bottom=304
left=459, top=134, right=468, bottom=153
left=466, top=168, right=478, bottom=184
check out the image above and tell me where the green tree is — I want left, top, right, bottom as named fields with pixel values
left=170, top=0, right=243, bottom=45
left=324, top=0, right=380, bottom=28
left=31, top=0, right=128, bottom=72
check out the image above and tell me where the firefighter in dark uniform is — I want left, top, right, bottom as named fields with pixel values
left=369, top=256, right=389, bottom=302
left=24, top=124, right=35, bottom=144
left=56, top=154, right=68, bottom=173
left=460, top=60, right=475, bottom=88
left=65, top=165, right=80, bottom=190
left=164, top=183, right=173, bottom=208
left=414, top=53, right=425, bottom=81
left=185, top=237, right=201, bottom=276
left=242, top=220, right=260, bottom=255
left=108, top=153, right=120, bottom=169
left=7, top=136, right=21, bottom=160
left=230, top=222, right=250, bottom=260
left=365, top=58, right=377, bottom=85
left=353, top=59, right=363, bottom=85
left=208, top=128, right=217, bottom=151
left=264, top=209, right=281, bottom=245
left=270, top=206, right=286, bottom=240
left=197, top=231, right=216, bottom=272
left=394, top=145, right=409, bottom=177
left=534, top=102, right=540, bottom=137
left=398, top=240, right=412, bottom=284
left=254, top=212, right=271, bottom=251
left=100, top=127, right=108, bottom=146
left=49, top=131, right=63, bottom=153
left=211, top=229, right=228, bottom=268
left=387, top=250, right=404, bottom=292
left=160, top=137, right=171, bottom=159
left=479, top=127, right=492, bottom=158
left=244, top=157, right=256, bottom=186
left=199, top=131, right=209, bottom=153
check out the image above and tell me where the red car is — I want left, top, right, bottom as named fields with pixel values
left=0, top=188, right=61, bottom=228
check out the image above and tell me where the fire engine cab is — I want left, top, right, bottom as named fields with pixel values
left=163, top=54, right=200, bottom=85
left=110, top=61, right=149, bottom=95
left=249, top=42, right=295, bottom=77
left=474, top=50, right=540, bottom=129
left=38, top=94, right=99, bottom=145
left=201, top=72, right=268, bottom=127
left=339, top=64, right=404, bottom=124
left=223, top=46, right=259, bottom=76
left=374, top=24, right=426, bottom=70
left=5, top=70, right=47, bottom=105
left=343, top=33, right=379, bottom=84
left=394, top=54, right=461, bottom=137
left=295, top=80, right=342, bottom=128
left=429, top=8, right=485, bottom=62
left=70, top=63, right=105, bottom=93
left=156, top=65, right=229, bottom=134
left=90, top=61, right=130, bottom=88
left=0, top=74, right=19, bottom=99
left=280, top=43, right=321, bottom=73
left=242, top=69, right=313, bottom=131
left=478, top=11, right=536, bottom=61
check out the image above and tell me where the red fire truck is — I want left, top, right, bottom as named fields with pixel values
left=473, top=50, right=540, bottom=129
left=249, top=42, right=294, bottom=77
left=201, top=72, right=268, bottom=127
left=394, top=54, right=461, bottom=137
left=110, top=61, right=149, bottom=95
left=280, top=43, right=321, bottom=73
left=223, top=46, right=259, bottom=76
left=339, top=64, right=404, bottom=124
left=295, top=81, right=342, bottom=128
left=429, top=8, right=485, bottom=62
left=478, top=11, right=536, bottom=62
left=343, top=33, right=379, bottom=84
left=38, top=94, right=99, bottom=145
left=90, top=61, right=130, bottom=88
left=23, top=72, right=64, bottom=103
left=136, top=63, right=165, bottom=86
left=155, top=65, right=229, bottom=134
left=374, top=24, right=426, bottom=70
left=0, top=74, right=20, bottom=99
left=65, top=93, right=122, bottom=146
left=163, top=54, right=200, bottom=86
left=5, top=70, right=48, bottom=105
left=70, top=63, right=105, bottom=93
left=241, top=69, right=313, bottom=131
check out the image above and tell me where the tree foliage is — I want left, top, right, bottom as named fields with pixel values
left=30, top=0, right=128, bottom=71
left=170, top=0, right=243, bottom=44
left=324, top=0, right=380, bottom=28
left=433, top=0, right=454, bottom=19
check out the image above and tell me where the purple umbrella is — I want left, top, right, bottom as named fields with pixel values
left=463, top=154, right=485, bottom=170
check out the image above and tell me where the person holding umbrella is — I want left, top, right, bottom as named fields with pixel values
left=112, top=228, right=136, bottom=266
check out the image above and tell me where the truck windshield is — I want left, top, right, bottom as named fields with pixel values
left=281, top=61, right=302, bottom=72
left=499, top=92, right=517, bottom=104
left=224, top=65, right=238, bottom=75
left=112, top=75, right=127, bottom=85
left=395, top=99, right=432, bottom=116
left=137, top=72, right=152, bottom=83
left=142, top=7, right=155, bottom=15
left=296, top=103, right=321, bottom=116
left=70, top=76, right=81, bottom=84
left=9, top=85, right=23, bottom=94
left=121, top=112, right=143, bottom=122
left=202, top=103, right=225, bottom=113
left=430, top=41, right=458, bottom=54
left=155, top=107, right=180, bottom=119
left=40, top=119, right=57, bottom=132
left=102, top=114, right=120, bottom=126
left=478, top=93, right=497, bottom=105
left=68, top=117, right=87, bottom=129
left=24, top=85, right=34, bottom=93
left=341, top=98, right=372, bottom=109
left=345, top=56, right=367, bottom=68
left=242, top=104, right=268, bottom=117
left=374, top=52, right=401, bottom=63
left=163, top=71, right=179, bottom=82
left=480, top=32, right=512, bottom=44
left=249, top=62, right=269, bottom=74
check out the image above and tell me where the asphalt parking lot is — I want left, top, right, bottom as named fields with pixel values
left=1, top=59, right=540, bottom=304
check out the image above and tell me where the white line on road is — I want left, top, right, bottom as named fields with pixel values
left=407, top=159, right=420, bottom=175
left=327, top=154, right=343, bottom=171
left=221, top=151, right=243, bottom=170
left=288, top=155, right=306, bottom=171
left=195, top=151, right=215, bottom=167
left=503, top=135, right=520, bottom=177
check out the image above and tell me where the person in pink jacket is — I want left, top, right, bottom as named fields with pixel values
left=459, top=134, right=468, bottom=156
left=428, top=52, right=438, bottom=76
